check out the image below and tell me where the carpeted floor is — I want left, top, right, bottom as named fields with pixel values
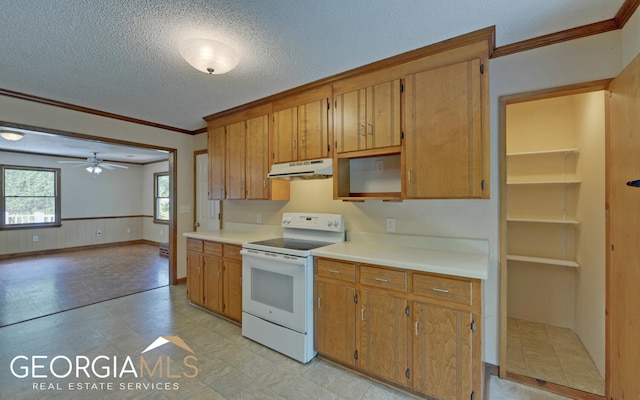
left=0, top=242, right=168, bottom=327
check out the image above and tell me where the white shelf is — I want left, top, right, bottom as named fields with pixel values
left=507, top=254, right=580, bottom=268
left=507, top=148, right=579, bottom=157
left=507, top=178, right=581, bottom=185
left=507, top=217, right=579, bottom=225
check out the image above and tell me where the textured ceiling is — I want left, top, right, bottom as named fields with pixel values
left=0, top=0, right=626, bottom=133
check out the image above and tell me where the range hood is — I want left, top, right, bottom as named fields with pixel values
left=268, top=158, right=333, bottom=180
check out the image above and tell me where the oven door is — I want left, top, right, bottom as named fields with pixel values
left=241, top=249, right=310, bottom=333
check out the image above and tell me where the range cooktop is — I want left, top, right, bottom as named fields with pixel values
left=248, top=237, right=333, bottom=252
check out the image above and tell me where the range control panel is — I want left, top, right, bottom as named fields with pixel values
left=281, top=213, right=344, bottom=232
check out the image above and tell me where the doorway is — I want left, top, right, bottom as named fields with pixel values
left=499, top=83, right=609, bottom=398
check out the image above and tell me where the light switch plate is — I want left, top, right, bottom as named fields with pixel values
left=385, top=218, right=396, bottom=233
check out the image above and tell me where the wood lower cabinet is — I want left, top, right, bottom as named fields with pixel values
left=315, top=257, right=482, bottom=400
left=412, top=302, right=473, bottom=400
left=186, top=239, right=243, bottom=323
left=315, top=280, right=356, bottom=366
left=359, top=289, right=408, bottom=386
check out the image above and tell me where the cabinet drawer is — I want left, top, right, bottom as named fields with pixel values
left=360, top=266, right=407, bottom=292
left=223, top=244, right=242, bottom=261
left=413, top=273, right=472, bottom=305
left=187, top=239, right=203, bottom=252
left=317, top=259, right=356, bottom=283
left=204, top=241, right=223, bottom=256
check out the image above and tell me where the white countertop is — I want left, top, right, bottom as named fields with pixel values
left=184, top=227, right=489, bottom=280
left=183, top=223, right=280, bottom=245
left=312, top=241, right=489, bottom=280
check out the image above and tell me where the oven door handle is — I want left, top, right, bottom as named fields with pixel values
left=240, top=249, right=306, bottom=266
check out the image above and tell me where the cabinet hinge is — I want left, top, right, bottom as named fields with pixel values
left=480, top=64, right=485, bottom=74
left=405, top=306, right=410, bottom=316
left=327, top=101, right=330, bottom=110
left=354, top=350, right=358, bottom=360
left=471, top=390, right=476, bottom=400
left=401, top=131, right=404, bottom=140
left=481, top=180, right=486, bottom=190
left=327, top=144, right=330, bottom=153
left=471, top=320, right=477, bottom=332
left=354, top=294, right=358, bottom=304
left=400, top=82, right=404, bottom=93
left=405, top=368, right=410, bottom=379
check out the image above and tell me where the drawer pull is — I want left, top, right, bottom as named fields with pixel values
left=361, top=307, right=365, bottom=321
left=374, top=278, right=389, bottom=283
left=317, top=297, right=321, bottom=309
left=432, top=288, right=450, bottom=293
left=415, top=321, right=419, bottom=336
left=328, top=269, right=341, bottom=274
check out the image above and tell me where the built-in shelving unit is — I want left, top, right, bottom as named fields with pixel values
left=507, top=147, right=580, bottom=268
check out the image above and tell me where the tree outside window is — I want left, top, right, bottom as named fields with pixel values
left=1, top=165, right=61, bottom=229
left=154, top=172, right=170, bottom=223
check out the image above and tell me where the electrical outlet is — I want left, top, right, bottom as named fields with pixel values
left=33, top=235, right=39, bottom=242
left=96, top=230, right=102, bottom=237
left=385, top=218, right=396, bottom=233
left=127, top=228, right=131, bottom=233
left=376, top=159, right=385, bottom=175
left=160, top=229, right=164, bottom=236
left=256, top=213, right=262, bottom=223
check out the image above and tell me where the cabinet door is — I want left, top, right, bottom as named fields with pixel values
left=272, top=107, right=298, bottom=163
left=225, top=121, right=245, bottom=199
left=334, top=89, right=366, bottom=153
left=405, top=59, right=484, bottom=198
left=208, top=126, right=225, bottom=200
left=298, top=99, right=329, bottom=161
left=186, top=251, right=203, bottom=305
left=412, top=302, right=472, bottom=400
left=245, top=115, right=270, bottom=199
left=315, top=280, right=356, bottom=366
left=367, top=79, right=401, bottom=149
left=203, top=255, right=223, bottom=313
left=359, top=290, right=408, bottom=385
left=223, top=258, right=243, bottom=322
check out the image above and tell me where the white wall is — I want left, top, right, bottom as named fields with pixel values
left=0, top=97, right=195, bottom=279
left=0, top=151, right=146, bottom=254
left=142, top=161, right=169, bottom=243
left=574, top=91, right=606, bottom=375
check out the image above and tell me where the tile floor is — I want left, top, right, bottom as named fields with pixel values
left=0, top=285, right=575, bottom=400
left=507, top=318, right=604, bottom=396
left=0, top=243, right=168, bottom=327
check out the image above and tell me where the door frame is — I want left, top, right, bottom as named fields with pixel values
left=498, top=79, right=612, bottom=399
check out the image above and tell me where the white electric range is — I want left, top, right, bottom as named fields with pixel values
left=240, top=212, right=345, bottom=363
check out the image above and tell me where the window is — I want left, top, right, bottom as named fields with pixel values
left=1, top=165, right=61, bottom=229
left=154, top=172, right=170, bottom=223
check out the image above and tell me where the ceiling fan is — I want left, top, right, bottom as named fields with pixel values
left=58, top=152, right=128, bottom=174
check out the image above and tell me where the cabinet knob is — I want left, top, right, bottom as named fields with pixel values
left=367, top=123, right=373, bottom=135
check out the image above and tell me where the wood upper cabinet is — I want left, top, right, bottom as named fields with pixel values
left=207, top=102, right=289, bottom=201
left=245, top=115, right=270, bottom=199
left=272, top=98, right=329, bottom=163
left=404, top=59, right=488, bottom=199
left=412, top=302, right=473, bottom=399
left=334, top=79, right=401, bottom=153
left=359, top=289, right=408, bottom=386
left=225, top=121, right=246, bottom=199
left=208, top=126, right=225, bottom=200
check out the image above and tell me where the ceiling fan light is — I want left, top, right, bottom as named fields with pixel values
left=94, top=166, right=102, bottom=174
left=179, top=38, right=239, bottom=75
left=0, top=131, right=24, bottom=141
left=86, top=166, right=94, bottom=173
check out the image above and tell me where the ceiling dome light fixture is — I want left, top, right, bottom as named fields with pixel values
left=0, top=131, right=24, bottom=141
left=179, top=38, right=239, bottom=75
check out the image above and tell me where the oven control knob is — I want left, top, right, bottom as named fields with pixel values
left=333, top=220, right=340, bottom=228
